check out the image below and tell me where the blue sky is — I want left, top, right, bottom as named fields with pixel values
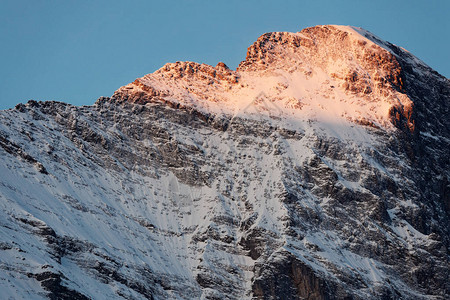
left=0, top=0, right=449, bottom=109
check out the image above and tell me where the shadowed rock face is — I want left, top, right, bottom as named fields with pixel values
left=0, top=25, right=449, bottom=299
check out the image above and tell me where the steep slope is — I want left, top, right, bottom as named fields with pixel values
left=0, top=25, right=448, bottom=299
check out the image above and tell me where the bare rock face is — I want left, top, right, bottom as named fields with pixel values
left=238, top=26, right=404, bottom=90
left=0, top=25, right=449, bottom=299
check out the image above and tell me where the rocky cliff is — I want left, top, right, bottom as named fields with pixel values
left=0, top=25, right=449, bottom=299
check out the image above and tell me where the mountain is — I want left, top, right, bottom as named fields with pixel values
left=0, top=25, right=448, bottom=299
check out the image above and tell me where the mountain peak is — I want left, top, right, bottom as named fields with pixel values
left=1, top=25, right=449, bottom=300
left=112, top=25, right=429, bottom=134
left=238, top=25, right=405, bottom=85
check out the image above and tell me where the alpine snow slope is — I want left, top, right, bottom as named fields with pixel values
left=0, top=25, right=449, bottom=299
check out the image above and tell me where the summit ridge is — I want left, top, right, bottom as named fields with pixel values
left=113, top=25, right=430, bottom=134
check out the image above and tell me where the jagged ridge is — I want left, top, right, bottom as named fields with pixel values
left=113, top=25, right=425, bottom=134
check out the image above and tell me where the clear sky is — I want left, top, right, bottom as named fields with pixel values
left=0, top=0, right=449, bottom=109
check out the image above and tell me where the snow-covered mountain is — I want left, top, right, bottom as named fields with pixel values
left=0, top=25, right=448, bottom=299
